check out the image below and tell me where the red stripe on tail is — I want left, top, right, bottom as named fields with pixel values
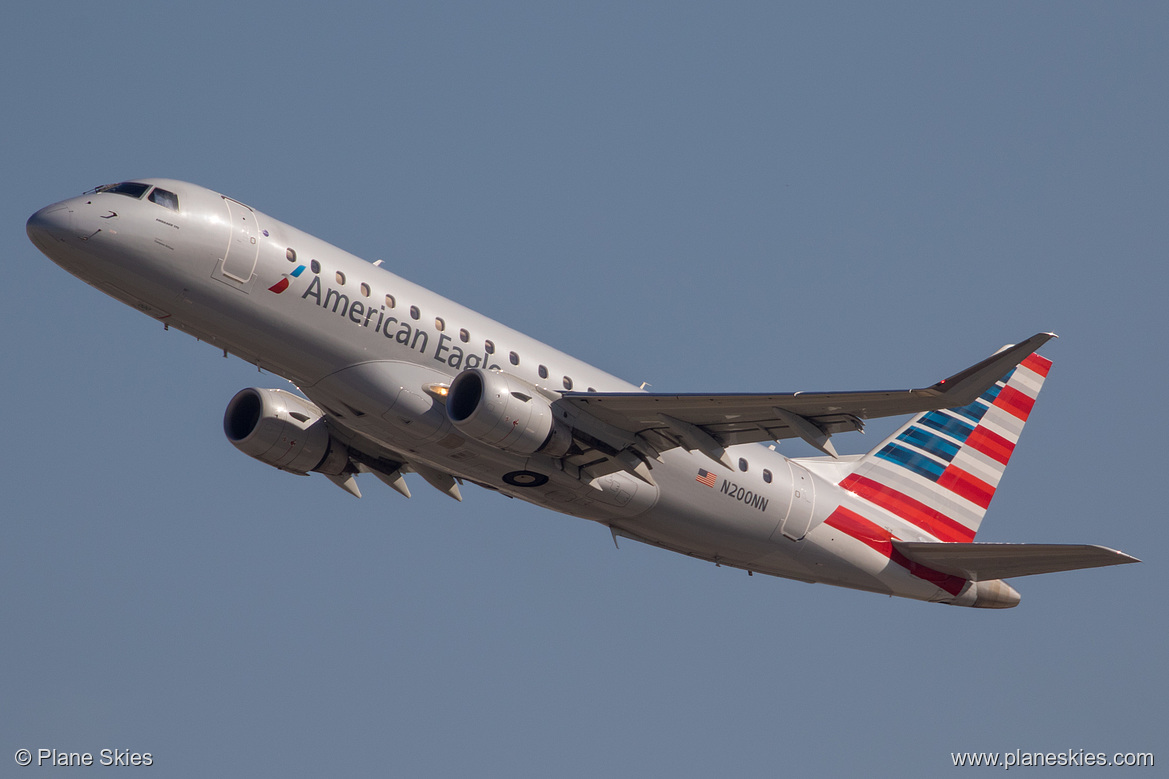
left=840, top=474, right=975, bottom=543
left=994, top=385, right=1036, bottom=421
left=824, top=507, right=967, bottom=596
left=1021, top=353, right=1052, bottom=378
left=965, top=426, right=1015, bottom=465
left=937, top=465, right=994, bottom=509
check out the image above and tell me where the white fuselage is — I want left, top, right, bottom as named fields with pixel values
left=27, top=179, right=992, bottom=605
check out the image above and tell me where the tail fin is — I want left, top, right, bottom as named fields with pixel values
left=836, top=348, right=1053, bottom=542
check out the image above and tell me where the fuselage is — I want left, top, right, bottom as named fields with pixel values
left=27, top=179, right=1011, bottom=607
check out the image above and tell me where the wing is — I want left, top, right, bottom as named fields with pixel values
left=557, top=333, right=1056, bottom=477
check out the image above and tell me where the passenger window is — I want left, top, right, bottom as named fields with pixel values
left=587, top=387, right=596, bottom=393
left=459, top=329, right=470, bottom=343
left=148, top=187, right=179, bottom=211
left=484, top=340, right=495, bottom=354
left=435, top=317, right=445, bottom=331
left=385, top=294, right=395, bottom=308
left=738, top=458, right=748, bottom=472
left=310, top=260, right=321, bottom=274
left=409, top=305, right=420, bottom=320
left=509, top=351, right=519, bottom=366
left=360, top=282, right=370, bottom=297
left=763, top=469, right=772, bottom=484
left=335, top=271, right=346, bottom=285
left=286, top=248, right=297, bottom=262
left=538, top=365, right=548, bottom=379
left=563, top=376, right=573, bottom=390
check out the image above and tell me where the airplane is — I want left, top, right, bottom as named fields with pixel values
left=26, top=178, right=1138, bottom=608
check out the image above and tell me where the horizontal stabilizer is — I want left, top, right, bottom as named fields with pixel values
left=893, top=541, right=1140, bottom=581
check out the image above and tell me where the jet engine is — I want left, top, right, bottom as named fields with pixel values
left=446, top=368, right=572, bottom=456
left=223, top=388, right=350, bottom=475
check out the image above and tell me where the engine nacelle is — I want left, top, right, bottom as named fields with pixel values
left=446, top=368, right=572, bottom=456
left=223, top=388, right=350, bottom=475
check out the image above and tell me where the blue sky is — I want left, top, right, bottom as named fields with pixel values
left=3, top=3, right=1165, bottom=776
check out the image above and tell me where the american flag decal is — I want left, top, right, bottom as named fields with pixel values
left=696, top=469, right=717, bottom=488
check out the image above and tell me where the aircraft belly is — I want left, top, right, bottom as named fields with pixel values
left=324, top=410, right=660, bottom=523
left=612, top=509, right=822, bottom=582
left=500, top=472, right=659, bottom=521
left=611, top=449, right=809, bottom=577
left=304, top=361, right=453, bottom=443
left=796, top=522, right=966, bottom=601
left=608, top=448, right=953, bottom=598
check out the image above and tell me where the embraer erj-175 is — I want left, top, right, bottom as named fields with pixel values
left=27, top=179, right=1138, bottom=608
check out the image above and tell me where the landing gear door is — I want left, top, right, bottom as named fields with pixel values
left=215, top=197, right=262, bottom=287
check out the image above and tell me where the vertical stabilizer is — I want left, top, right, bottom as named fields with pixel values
left=836, top=350, right=1052, bottom=541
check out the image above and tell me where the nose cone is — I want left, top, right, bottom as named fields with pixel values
left=26, top=202, right=72, bottom=252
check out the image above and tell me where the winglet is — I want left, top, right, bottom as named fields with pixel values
left=923, top=332, right=1057, bottom=407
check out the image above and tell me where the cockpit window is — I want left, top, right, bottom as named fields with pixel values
left=98, top=181, right=150, bottom=199
left=148, top=187, right=179, bottom=212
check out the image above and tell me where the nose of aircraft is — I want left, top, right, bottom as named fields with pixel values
left=26, top=202, right=72, bottom=251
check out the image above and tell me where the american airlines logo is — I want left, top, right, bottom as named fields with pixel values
left=268, top=269, right=505, bottom=373
left=268, top=265, right=306, bottom=293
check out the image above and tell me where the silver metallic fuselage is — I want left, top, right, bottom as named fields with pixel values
left=27, top=179, right=1006, bottom=606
